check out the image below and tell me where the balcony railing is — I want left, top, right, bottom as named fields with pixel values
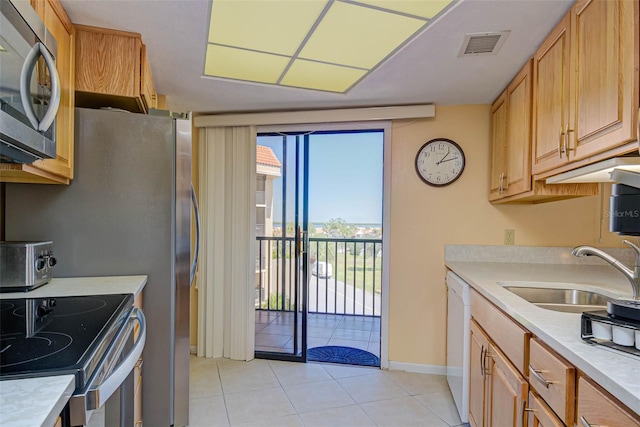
left=255, top=236, right=382, bottom=316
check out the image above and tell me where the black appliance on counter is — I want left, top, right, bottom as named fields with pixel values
left=610, top=169, right=640, bottom=235
left=0, top=293, right=145, bottom=426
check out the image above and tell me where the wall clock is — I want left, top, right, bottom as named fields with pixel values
left=415, top=138, right=465, bottom=187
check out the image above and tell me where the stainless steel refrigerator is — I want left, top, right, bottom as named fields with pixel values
left=5, top=107, right=193, bottom=426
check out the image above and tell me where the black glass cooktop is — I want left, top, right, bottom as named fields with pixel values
left=0, top=293, right=133, bottom=388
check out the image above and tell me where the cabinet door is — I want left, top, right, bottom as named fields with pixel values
left=505, top=60, right=532, bottom=197
left=489, top=91, right=508, bottom=201
left=31, top=0, right=74, bottom=180
left=569, top=0, right=639, bottom=160
left=140, top=44, right=157, bottom=111
left=527, top=391, right=564, bottom=427
left=577, top=376, right=640, bottom=427
left=469, top=320, right=490, bottom=427
left=532, top=13, right=571, bottom=175
left=486, top=343, right=528, bottom=427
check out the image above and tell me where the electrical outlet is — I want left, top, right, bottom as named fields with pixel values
left=504, top=229, right=515, bottom=245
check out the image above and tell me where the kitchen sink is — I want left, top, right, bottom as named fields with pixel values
left=502, top=286, right=610, bottom=313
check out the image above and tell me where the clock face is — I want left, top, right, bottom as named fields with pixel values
left=415, top=138, right=465, bottom=186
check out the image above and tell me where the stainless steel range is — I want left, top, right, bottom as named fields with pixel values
left=0, top=293, right=146, bottom=426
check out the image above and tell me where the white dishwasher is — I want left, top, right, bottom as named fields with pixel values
left=446, top=271, right=471, bottom=423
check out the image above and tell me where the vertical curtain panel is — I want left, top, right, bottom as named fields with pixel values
left=197, top=126, right=256, bottom=360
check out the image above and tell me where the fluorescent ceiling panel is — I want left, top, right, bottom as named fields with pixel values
left=204, top=0, right=454, bottom=92
left=204, top=44, right=289, bottom=84
left=281, top=59, right=367, bottom=92
left=355, top=0, right=453, bottom=19
left=208, top=0, right=327, bottom=56
left=299, top=1, right=425, bottom=69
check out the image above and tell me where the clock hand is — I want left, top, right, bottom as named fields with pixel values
left=436, top=148, right=451, bottom=165
left=439, top=157, right=459, bottom=163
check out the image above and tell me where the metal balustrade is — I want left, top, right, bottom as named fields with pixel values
left=255, top=236, right=382, bottom=317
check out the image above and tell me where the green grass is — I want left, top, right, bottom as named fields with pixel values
left=330, top=255, right=382, bottom=294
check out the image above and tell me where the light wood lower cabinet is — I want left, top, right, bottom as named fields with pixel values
left=469, top=319, right=528, bottom=427
left=528, top=338, right=575, bottom=426
left=468, top=286, right=639, bottom=427
left=577, top=376, right=640, bottom=427
left=527, top=391, right=564, bottom=427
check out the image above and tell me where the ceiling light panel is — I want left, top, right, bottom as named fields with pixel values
left=205, top=44, right=290, bottom=84
left=204, top=0, right=456, bottom=92
left=299, top=1, right=425, bottom=69
left=281, top=59, right=367, bottom=92
left=208, top=0, right=328, bottom=56
left=353, top=0, right=453, bottom=19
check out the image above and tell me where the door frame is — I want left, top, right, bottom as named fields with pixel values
left=257, top=121, right=391, bottom=368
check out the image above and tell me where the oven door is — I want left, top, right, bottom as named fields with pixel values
left=69, top=307, right=146, bottom=427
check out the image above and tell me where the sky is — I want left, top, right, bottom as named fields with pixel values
left=258, top=130, right=384, bottom=225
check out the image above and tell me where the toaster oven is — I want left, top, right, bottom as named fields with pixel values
left=0, top=241, right=56, bottom=292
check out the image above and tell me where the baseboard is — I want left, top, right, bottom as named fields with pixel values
left=387, top=361, right=447, bottom=375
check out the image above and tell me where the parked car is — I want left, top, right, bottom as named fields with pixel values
left=312, top=261, right=333, bottom=278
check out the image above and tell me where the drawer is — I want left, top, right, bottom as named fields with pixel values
left=471, top=289, right=531, bottom=375
left=528, top=338, right=575, bottom=425
left=527, top=391, right=564, bottom=427
left=577, top=376, right=640, bottom=427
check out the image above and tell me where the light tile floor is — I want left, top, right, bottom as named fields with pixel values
left=188, top=355, right=470, bottom=427
left=255, top=312, right=381, bottom=359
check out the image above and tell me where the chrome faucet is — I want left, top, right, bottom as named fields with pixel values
left=571, top=240, right=640, bottom=300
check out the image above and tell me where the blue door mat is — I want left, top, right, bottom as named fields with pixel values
left=307, top=346, right=380, bottom=367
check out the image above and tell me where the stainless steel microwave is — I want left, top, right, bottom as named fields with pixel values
left=0, top=0, right=60, bottom=164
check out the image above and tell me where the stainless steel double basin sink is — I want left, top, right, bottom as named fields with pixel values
left=500, top=283, right=611, bottom=313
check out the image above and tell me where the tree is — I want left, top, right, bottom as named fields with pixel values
left=323, top=218, right=356, bottom=238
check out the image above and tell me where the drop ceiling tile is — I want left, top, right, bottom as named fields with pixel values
left=299, top=1, right=425, bottom=69
left=354, top=0, right=454, bottom=19
left=204, top=44, right=290, bottom=84
left=208, top=0, right=328, bottom=56
left=280, top=59, right=367, bottom=92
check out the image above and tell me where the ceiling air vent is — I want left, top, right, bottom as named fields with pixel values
left=459, top=31, right=510, bottom=57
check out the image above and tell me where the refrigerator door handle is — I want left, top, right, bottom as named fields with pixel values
left=190, top=183, right=200, bottom=286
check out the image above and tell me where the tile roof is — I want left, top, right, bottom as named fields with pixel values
left=257, top=145, right=281, bottom=167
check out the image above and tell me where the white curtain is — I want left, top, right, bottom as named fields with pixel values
left=197, top=126, right=256, bottom=360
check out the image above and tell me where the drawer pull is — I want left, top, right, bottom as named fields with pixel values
left=529, top=366, right=555, bottom=388
left=580, top=416, right=606, bottom=427
left=522, top=400, right=534, bottom=427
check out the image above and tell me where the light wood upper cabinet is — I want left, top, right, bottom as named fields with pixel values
left=489, top=60, right=533, bottom=202
left=532, top=13, right=571, bottom=175
left=140, top=44, right=157, bottom=111
left=0, top=0, right=75, bottom=184
left=489, top=91, right=508, bottom=201
left=532, top=0, right=639, bottom=176
left=74, top=25, right=156, bottom=113
left=569, top=0, right=639, bottom=160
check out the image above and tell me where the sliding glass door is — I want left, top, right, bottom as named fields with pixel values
left=254, top=134, right=309, bottom=362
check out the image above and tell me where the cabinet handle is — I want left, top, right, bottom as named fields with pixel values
left=559, top=126, right=565, bottom=159
left=522, top=400, right=534, bottom=427
left=529, top=365, right=554, bottom=388
left=580, top=416, right=601, bottom=427
left=480, top=345, right=485, bottom=376
left=483, top=349, right=492, bottom=376
left=565, top=125, right=575, bottom=159
left=498, top=173, right=504, bottom=194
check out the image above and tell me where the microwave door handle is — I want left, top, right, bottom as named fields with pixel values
left=36, top=43, right=60, bottom=132
left=190, top=183, right=200, bottom=286
left=19, top=42, right=60, bottom=133
left=86, top=308, right=146, bottom=410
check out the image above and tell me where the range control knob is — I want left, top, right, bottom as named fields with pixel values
left=35, top=257, right=46, bottom=271
left=37, top=304, right=53, bottom=317
left=47, top=256, right=57, bottom=267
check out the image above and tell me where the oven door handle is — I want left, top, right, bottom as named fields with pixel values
left=86, top=307, right=146, bottom=410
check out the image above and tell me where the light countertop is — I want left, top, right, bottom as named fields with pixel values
left=445, top=260, right=640, bottom=416
left=0, top=276, right=147, bottom=427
